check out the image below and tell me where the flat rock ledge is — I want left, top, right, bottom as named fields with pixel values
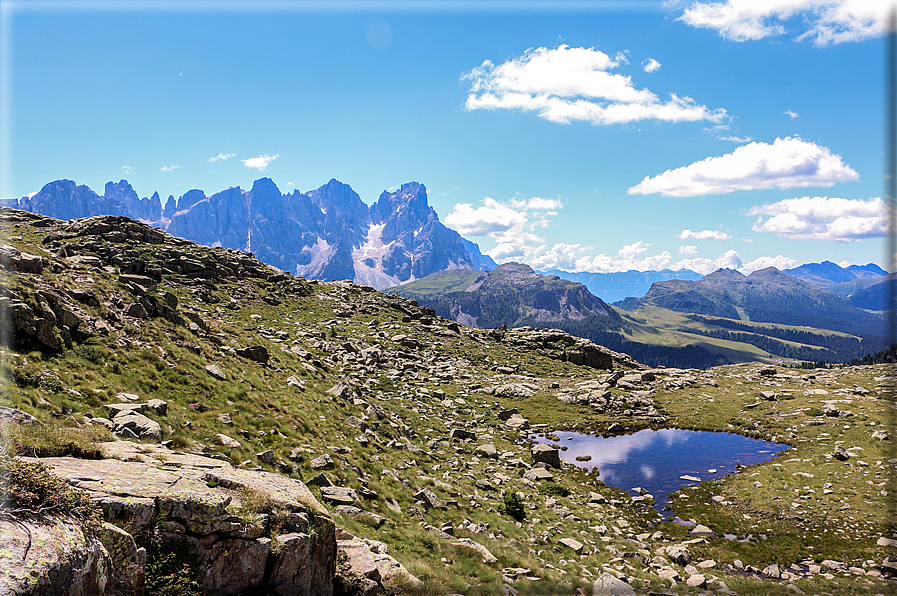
left=1, top=441, right=336, bottom=596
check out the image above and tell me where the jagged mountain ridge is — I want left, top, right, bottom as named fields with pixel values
left=4, top=178, right=496, bottom=290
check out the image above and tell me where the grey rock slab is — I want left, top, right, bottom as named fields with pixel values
left=113, top=411, right=162, bottom=442
left=205, top=364, right=227, bottom=380
left=558, top=538, right=584, bottom=554
left=452, top=538, right=498, bottom=564
left=523, top=467, right=554, bottom=481
left=320, top=486, right=358, bottom=506
left=592, top=572, right=635, bottom=595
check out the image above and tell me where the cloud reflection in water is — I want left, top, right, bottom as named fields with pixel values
left=531, top=428, right=790, bottom=516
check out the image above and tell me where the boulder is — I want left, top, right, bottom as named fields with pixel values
left=591, top=572, right=635, bottom=595
left=237, top=345, right=269, bottom=364
left=205, top=364, right=227, bottom=380
left=113, top=411, right=162, bottom=442
left=320, top=486, right=358, bottom=506
left=532, top=444, right=561, bottom=469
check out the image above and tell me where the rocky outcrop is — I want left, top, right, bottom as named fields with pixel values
left=496, top=326, right=639, bottom=370
left=7, top=441, right=337, bottom=596
left=0, top=516, right=114, bottom=596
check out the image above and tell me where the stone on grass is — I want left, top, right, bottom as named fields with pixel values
left=452, top=538, right=498, bottom=564
left=205, top=364, right=226, bottom=380
left=217, top=433, right=241, bottom=449
left=531, top=444, right=561, bottom=469
left=592, top=572, right=635, bottom=595
left=558, top=538, right=584, bottom=555
left=310, top=454, right=335, bottom=470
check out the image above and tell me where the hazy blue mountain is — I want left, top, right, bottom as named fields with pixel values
left=539, top=268, right=703, bottom=303
left=784, top=260, right=886, bottom=288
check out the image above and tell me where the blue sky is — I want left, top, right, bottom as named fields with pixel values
left=1, top=0, right=892, bottom=274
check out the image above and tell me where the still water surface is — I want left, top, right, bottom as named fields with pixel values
left=530, top=428, right=791, bottom=516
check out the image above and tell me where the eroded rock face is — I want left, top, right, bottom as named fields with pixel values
left=19, top=442, right=336, bottom=596
left=0, top=516, right=113, bottom=596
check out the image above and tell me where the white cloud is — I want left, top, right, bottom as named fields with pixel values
left=672, top=249, right=743, bottom=275
left=717, top=135, right=753, bottom=143
left=444, top=197, right=529, bottom=237
left=462, top=45, right=727, bottom=126
left=742, top=255, right=799, bottom=272
left=741, top=237, right=755, bottom=243
left=641, top=58, right=662, bottom=72
left=677, top=229, right=732, bottom=240
left=122, top=165, right=132, bottom=174
left=747, top=195, right=887, bottom=242
left=674, top=0, right=889, bottom=46
left=243, top=153, right=279, bottom=170
left=445, top=195, right=565, bottom=264
left=628, top=137, right=859, bottom=197
left=679, top=245, right=699, bottom=254
left=527, top=240, right=674, bottom=273
left=784, top=109, right=799, bottom=119
left=160, top=164, right=181, bottom=172
left=208, top=152, right=236, bottom=162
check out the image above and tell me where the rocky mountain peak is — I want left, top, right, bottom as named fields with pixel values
left=104, top=180, right=139, bottom=204
left=177, top=189, right=207, bottom=212
left=250, top=177, right=281, bottom=199
left=371, top=182, right=434, bottom=226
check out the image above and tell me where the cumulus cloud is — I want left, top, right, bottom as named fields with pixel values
left=672, top=249, right=743, bottom=274
left=679, top=245, right=699, bottom=254
left=674, top=0, right=889, bottom=46
left=122, top=165, right=132, bottom=174
left=677, top=229, right=732, bottom=240
left=628, top=137, right=859, bottom=197
left=445, top=196, right=564, bottom=264
left=747, top=195, right=887, bottom=242
left=243, top=153, right=279, bottom=170
left=522, top=241, right=675, bottom=273
left=641, top=58, right=662, bottom=72
left=784, top=109, right=799, bottom=119
left=160, top=164, right=181, bottom=172
left=208, top=152, right=236, bottom=162
left=462, top=45, right=726, bottom=126
left=742, top=255, right=799, bottom=272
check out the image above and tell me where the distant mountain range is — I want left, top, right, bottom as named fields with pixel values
left=784, top=260, right=887, bottom=287
left=626, top=267, right=885, bottom=339
left=3, top=178, right=495, bottom=290
left=398, top=263, right=887, bottom=368
left=538, top=268, right=704, bottom=304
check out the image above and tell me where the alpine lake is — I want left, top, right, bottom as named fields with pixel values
left=530, top=428, right=792, bottom=521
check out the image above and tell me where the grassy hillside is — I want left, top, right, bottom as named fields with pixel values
left=1, top=209, right=895, bottom=595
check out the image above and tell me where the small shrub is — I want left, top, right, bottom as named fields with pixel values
left=38, top=372, right=64, bottom=394
left=539, top=482, right=570, bottom=498
left=499, top=492, right=526, bottom=522
left=0, top=454, right=102, bottom=536
left=74, top=344, right=105, bottom=364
